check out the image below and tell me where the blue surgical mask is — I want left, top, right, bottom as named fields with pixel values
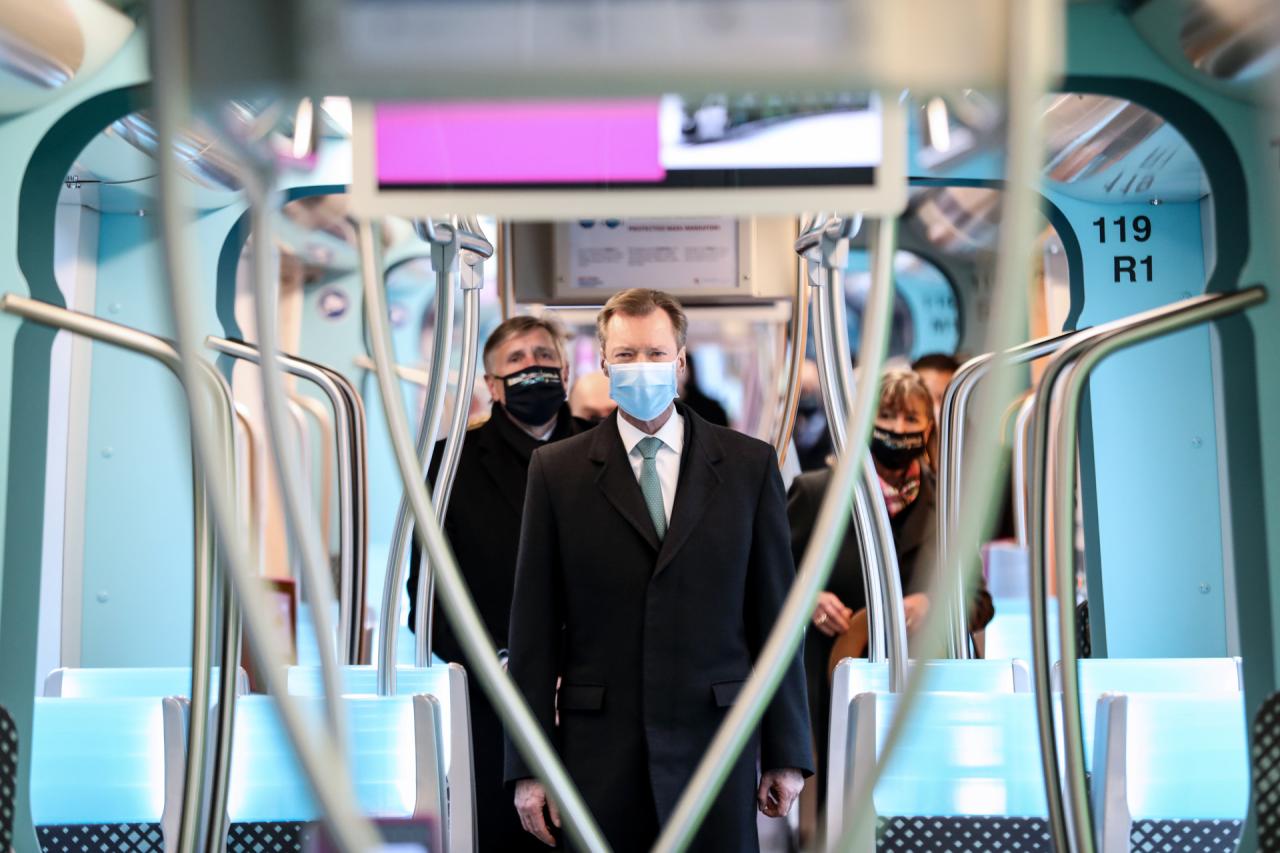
left=608, top=361, right=678, bottom=422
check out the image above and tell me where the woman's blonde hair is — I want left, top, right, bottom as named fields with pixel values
left=877, top=368, right=938, bottom=470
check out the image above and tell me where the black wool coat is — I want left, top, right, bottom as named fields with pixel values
left=408, top=402, right=588, bottom=852
left=505, top=405, right=813, bottom=852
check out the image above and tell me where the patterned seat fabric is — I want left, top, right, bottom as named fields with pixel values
left=228, top=820, right=311, bottom=853
left=877, top=816, right=1054, bottom=852
left=1256, top=692, right=1280, bottom=853
left=1, top=704, right=15, bottom=851
left=1129, top=819, right=1242, bottom=853
left=35, top=823, right=163, bottom=852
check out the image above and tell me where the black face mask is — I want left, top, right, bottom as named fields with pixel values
left=870, top=426, right=927, bottom=470
left=501, top=366, right=565, bottom=427
left=797, top=395, right=821, bottom=417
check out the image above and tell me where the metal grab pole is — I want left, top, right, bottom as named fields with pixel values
left=822, top=217, right=909, bottom=688
left=148, top=5, right=378, bottom=847
left=206, top=337, right=363, bottom=665
left=654, top=214, right=896, bottom=853
left=0, top=295, right=237, bottom=853
left=936, top=328, right=1080, bottom=659
left=380, top=222, right=458, bottom=696
left=359, top=218, right=611, bottom=852
left=803, top=226, right=887, bottom=664
left=771, top=244, right=809, bottom=467
left=420, top=219, right=492, bottom=666
left=1012, top=394, right=1037, bottom=549
left=1029, top=286, right=1266, bottom=853
left=234, top=166, right=348, bottom=749
left=325, top=366, right=370, bottom=663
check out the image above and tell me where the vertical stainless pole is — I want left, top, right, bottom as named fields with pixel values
left=147, top=4, right=378, bottom=846
left=360, top=218, right=611, bottom=852
left=380, top=224, right=458, bottom=695
left=1012, top=393, right=1036, bottom=549
left=771, top=248, right=809, bottom=468
left=420, top=220, right=492, bottom=666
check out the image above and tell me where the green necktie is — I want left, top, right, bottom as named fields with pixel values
left=637, top=436, right=667, bottom=540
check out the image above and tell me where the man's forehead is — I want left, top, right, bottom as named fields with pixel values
left=496, top=328, right=558, bottom=357
left=604, top=311, right=677, bottom=348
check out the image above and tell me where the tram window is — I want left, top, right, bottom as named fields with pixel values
left=839, top=250, right=960, bottom=360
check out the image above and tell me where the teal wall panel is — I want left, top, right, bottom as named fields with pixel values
left=1050, top=193, right=1222, bottom=656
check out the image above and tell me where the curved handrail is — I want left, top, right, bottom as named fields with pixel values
left=653, top=215, right=897, bottom=852
left=0, top=294, right=238, bottom=853
left=1012, top=393, right=1037, bottom=549
left=419, top=220, right=488, bottom=666
left=359, top=217, right=612, bottom=851
left=149, top=6, right=378, bottom=846
left=1029, top=285, right=1266, bottom=853
left=352, top=354, right=433, bottom=385
left=290, top=392, right=335, bottom=558
left=936, top=327, right=1082, bottom=658
left=321, top=365, right=370, bottom=662
left=206, top=336, right=364, bottom=665
left=770, top=244, right=809, bottom=467
left=379, top=220, right=458, bottom=695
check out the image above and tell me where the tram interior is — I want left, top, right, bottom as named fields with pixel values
left=1, top=1, right=1279, bottom=852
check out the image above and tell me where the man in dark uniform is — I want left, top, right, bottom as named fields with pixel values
left=506, top=289, right=811, bottom=851
left=408, top=314, right=590, bottom=852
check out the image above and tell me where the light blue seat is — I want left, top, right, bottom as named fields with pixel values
left=824, top=661, right=1030, bottom=843
left=1053, top=657, right=1241, bottom=770
left=286, top=664, right=474, bottom=853
left=44, top=666, right=249, bottom=699
left=29, top=696, right=186, bottom=851
left=983, top=597, right=1060, bottom=664
left=841, top=691, right=1054, bottom=850
left=226, top=693, right=447, bottom=852
left=1092, top=692, right=1249, bottom=853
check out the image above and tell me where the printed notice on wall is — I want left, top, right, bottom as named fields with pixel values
left=567, top=219, right=740, bottom=292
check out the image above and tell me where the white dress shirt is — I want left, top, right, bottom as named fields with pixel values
left=616, top=409, right=684, bottom=524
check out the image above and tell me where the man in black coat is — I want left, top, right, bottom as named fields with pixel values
left=505, top=289, right=812, bottom=851
left=408, top=314, right=590, bottom=852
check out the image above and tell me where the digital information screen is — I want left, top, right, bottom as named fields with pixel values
left=351, top=93, right=905, bottom=218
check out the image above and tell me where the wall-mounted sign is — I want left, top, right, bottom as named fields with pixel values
left=561, top=218, right=740, bottom=293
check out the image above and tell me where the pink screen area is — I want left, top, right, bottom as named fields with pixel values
left=375, top=101, right=666, bottom=185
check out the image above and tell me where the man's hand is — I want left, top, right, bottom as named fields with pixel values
left=812, top=591, right=853, bottom=637
left=514, top=779, right=561, bottom=846
left=903, top=592, right=931, bottom=632
left=757, top=767, right=805, bottom=818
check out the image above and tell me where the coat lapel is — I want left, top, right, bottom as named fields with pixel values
left=590, top=411, right=662, bottom=553
left=653, top=408, right=723, bottom=578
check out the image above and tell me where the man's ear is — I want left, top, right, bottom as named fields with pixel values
left=676, top=348, right=688, bottom=375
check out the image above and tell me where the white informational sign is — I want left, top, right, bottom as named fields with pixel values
left=565, top=219, right=741, bottom=293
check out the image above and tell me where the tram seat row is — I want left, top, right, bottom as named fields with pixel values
left=42, top=666, right=251, bottom=699
left=829, top=657, right=1248, bottom=852
left=22, top=664, right=473, bottom=853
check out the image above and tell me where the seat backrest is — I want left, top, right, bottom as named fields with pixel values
left=286, top=664, right=475, bottom=853
left=1054, top=657, right=1241, bottom=770
left=841, top=691, right=1053, bottom=851
left=824, top=659, right=1028, bottom=843
left=1092, top=692, right=1249, bottom=853
left=982, top=597, right=1060, bottom=663
left=44, top=666, right=250, bottom=698
left=225, top=693, right=447, bottom=851
left=29, top=696, right=183, bottom=844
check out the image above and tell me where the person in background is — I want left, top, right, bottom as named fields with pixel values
left=911, top=352, right=961, bottom=421
left=678, top=350, right=730, bottom=427
left=507, top=288, right=811, bottom=851
left=793, top=359, right=833, bottom=471
left=568, top=370, right=617, bottom=423
left=407, top=315, right=590, bottom=852
left=786, top=368, right=994, bottom=811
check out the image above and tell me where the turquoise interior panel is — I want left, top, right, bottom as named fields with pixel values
left=1052, top=194, right=1224, bottom=657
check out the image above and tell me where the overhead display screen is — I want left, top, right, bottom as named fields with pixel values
left=352, top=93, right=905, bottom=218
